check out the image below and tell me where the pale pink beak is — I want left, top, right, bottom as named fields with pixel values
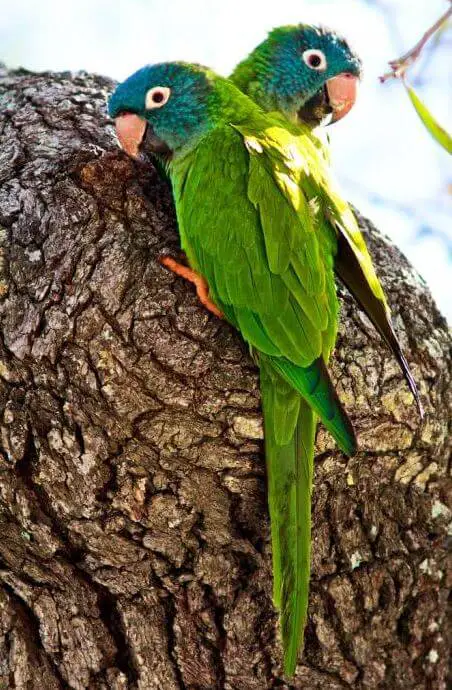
left=114, top=113, right=146, bottom=158
left=326, top=73, right=359, bottom=123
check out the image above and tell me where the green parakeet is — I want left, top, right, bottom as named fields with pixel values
left=230, top=24, right=423, bottom=415
left=108, top=56, right=418, bottom=676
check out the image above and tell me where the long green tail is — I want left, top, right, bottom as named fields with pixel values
left=261, top=363, right=315, bottom=675
left=260, top=356, right=356, bottom=675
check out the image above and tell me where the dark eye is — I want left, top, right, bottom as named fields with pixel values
left=145, top=86, right=171, bottom=110
left=302, top=49, right=327, bottom=71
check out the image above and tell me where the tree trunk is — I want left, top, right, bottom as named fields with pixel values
left=0, top=67, right=450, bottom=690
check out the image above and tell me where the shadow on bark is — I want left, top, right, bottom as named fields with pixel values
left=0, top=67, right=450, bottom=689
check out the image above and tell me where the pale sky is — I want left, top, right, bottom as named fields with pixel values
left=1, top=0, right=451, bottom=320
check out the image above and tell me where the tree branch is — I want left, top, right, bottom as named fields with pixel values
left=379, top=4, right=452, bottom=82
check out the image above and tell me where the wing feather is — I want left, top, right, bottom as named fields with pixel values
left=172, top=123, right=336, bottom=369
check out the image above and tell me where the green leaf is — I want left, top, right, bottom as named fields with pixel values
left=405, top=83, right=452, bottom=154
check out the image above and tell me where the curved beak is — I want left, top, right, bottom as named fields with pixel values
left=114, top=113, right=171, bottom=159
left=114, top=113, right=147, bottom=158
left=325, top=73, right=359, bottom=123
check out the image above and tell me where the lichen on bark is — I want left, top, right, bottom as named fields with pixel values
left=0, top=67, right=450, bottom=689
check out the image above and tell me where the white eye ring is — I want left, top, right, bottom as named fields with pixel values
left=302, top=49, right=327, bottom=71
left=145, top=86, right=171, bottom=110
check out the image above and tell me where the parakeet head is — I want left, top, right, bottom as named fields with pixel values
left=230, top=24, right=362, bottom=127
left=109, top=62, right=249, bottom=160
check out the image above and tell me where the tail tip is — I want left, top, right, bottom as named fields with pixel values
left=417, top=399, right=425, bottom=421
left=283, top=650, right=298, bottom=678
left=339, top=419, right=358, bottom=457
left=413, top=386, right=425, bottom=420
left=342, top=433, right=358, bottom=458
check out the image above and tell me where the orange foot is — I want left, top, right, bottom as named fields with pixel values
left=159, top=255, right=223, bottom=319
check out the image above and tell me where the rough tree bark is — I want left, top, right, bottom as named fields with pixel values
left=0, top=67, right=450, bottom=690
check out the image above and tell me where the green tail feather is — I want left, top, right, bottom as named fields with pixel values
left=266, top=355, right=357, bottom=457
left=260, top=355, right=357, bottom=674
left=261, top=362, right=316, bottom=675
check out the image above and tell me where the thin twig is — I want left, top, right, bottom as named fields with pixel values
left=379, top=4, right=452, bottom=82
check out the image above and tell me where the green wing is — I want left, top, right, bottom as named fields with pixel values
left=332, top=213, right=424, bottom=416
left=172, top=122, right=354, bottom=434
left=275, top=124, right=423, bottom=416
